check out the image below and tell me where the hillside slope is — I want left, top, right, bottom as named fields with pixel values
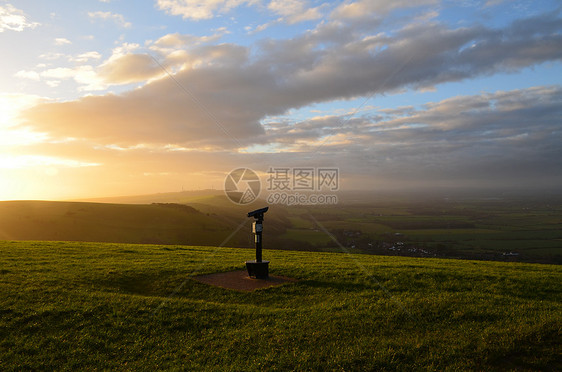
left=0, top=200, right=250, bottom=246
left=0, top=241, right=560, bottom=370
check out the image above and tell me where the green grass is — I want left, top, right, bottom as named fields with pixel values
left=1, top=240, right=560, bottom=370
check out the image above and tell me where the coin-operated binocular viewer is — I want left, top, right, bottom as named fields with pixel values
left=246, top=207, right=269, bottom=279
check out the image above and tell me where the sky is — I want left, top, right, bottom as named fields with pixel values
left=0, top=0, right=561, bottom=200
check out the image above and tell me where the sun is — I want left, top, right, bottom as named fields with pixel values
left=0, top=93, right=44, bottom=126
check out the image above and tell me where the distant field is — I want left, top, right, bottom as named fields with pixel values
left=0, top=241, right=560, bottom=370
left=280, top=228, right=332, bottom=245
left=287, top=197, right=562, bottom=263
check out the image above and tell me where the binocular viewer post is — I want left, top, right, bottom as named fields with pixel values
left=246, top=207, right=269, bottom=279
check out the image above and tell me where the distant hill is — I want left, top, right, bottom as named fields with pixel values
left=0, top=200, right=253, bottom=247
left=74, top=189, right=225, bottom=204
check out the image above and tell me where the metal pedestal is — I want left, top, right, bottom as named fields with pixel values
left=245, top=260, right=269, bottom=279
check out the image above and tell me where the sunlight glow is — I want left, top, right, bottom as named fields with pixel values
left=0, top=94, right=47, bottom=147
left=0, top=128, right=47, bottom=147
left=0, top=155, right=101, bottom=170
left=0, top=93, right=44, bottom=127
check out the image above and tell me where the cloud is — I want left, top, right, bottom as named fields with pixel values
left=40, top=66, right=106, bottom=91
left=151, top=30, right=226, bottom=51
left=332, top=0, right=439, bottom=20
left=16, top=36, right=206, bottom=91
left=260, top=85, right=562, bottom=188
left=15, top=52, right=104, bottom=85
left=88, top=11, right=131, bottom=28
left=15, top=82, right=562, bottom=194
left=16, top=8, right=562, bottom=193
left=71, top=51, right=102, bottom=63
left=267, top=0, right=324, bottom=24
left=39, top=52, right=65, bottom=60
left=16, top=43, right=154, bottom=90
left=96, top=43, right=165, bottom=84
left=54, top=37, right=71, bottom=45
left=0, top=3, right=39, bottom=32
left=16, top=82, right=562, bottom=194
left=98, top=53, right=163, bottom=84
left=246, top=22, right=271, bottom=34
left=97, top=35, right=245, bottom=86
left=484, top=0, right=506, bottom=7
left=20, top=11, right=562, bottom=150
left=157, top=0, right=325, bottom=25
left=156, top=0, right=258, bottom=20
left=45, top=80, right=61, bottom=88
left=271, top=86, right=562, bottom=148
left=14, top=70, right=41, bottom=81
left=20, top=69, right=266, bottom=148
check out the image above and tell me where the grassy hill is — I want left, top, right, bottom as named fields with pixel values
left=0, top=240, right=560, bottom=370
left=0, top=200, right=254, bottom=247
